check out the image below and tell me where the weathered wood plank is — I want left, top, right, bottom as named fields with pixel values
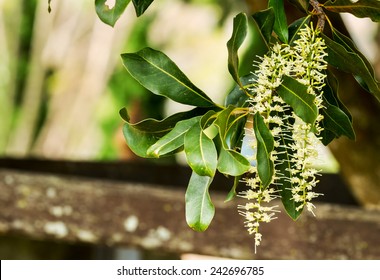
left=0, top=157, right=359, bottom=205
left=0, top=168, right=379, bottom=259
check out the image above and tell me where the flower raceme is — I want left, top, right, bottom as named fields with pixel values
left=238, top=24, right=328, bottom=252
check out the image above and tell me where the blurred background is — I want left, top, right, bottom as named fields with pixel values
left=0, top=0, right=380, bottom=259
left=0, top=0, right=245, bottom=161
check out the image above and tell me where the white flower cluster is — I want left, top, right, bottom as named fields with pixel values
left=238, top=171, right=280, bottom=253
left=239, top=24, right=328, bottom=252
left=287, top=24, right=327, bottom=214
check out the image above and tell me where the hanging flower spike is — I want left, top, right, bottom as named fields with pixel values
left=239, top=23, right=328, bottom=252
left=239, top=43, right=289, bottom=253
left=287, top=24, right=328, bottom=215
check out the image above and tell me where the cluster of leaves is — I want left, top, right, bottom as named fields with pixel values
left=95, top=0, right=380, bottom=231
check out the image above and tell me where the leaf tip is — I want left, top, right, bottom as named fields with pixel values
left=189, top=223, right=209, bottom=232
left=147, top=149, right=160, bottom=158
left=224, top=192, right=236, bottom=203
left=119, top=107, right=130, bottom=122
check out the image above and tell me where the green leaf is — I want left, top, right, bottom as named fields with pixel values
left=214, top=105, right=237, bottom=145
left=122, top=123, right=160, bottom=158
left=324, top=70, right=352, bottom=121
left=184, top=120, right=218, bottom=177
left=322, top=34, right=380, bottom=102
left=320, top=72, right=353, bottom=145
left=217, top=148, right=251, bottom=176
left=269, top=112, right=302, bottom=220
left=268, top=0, right=288, bottom=43
left=321, top=99, right=356, bottom=140
left=201, top=110, right=219, bottom=139
left=214, top=106, right=251, bottom=176
left=132, top=0, right=154, bottom=16
left=227, top=113, right=248, bottom=151
left=147, top=116, right=201, bottom=158
left=323, top=0, right=380, bottom=22
left=185, top=172, right=215, bottom=232
left=223, top=82, right=250, bottom=151
left=225, top=176, right=242, bottom=202
left=253, top=113, right=274, bottom=188
left=225, top=74, right=256, bottom=107
left=121, top=48, right=216, bottom=107
left=252, top=8, right=275, bottom=45
left=227, top=13, right=248, bottom=90
left=330, top=28, right=380, bottom=98
left=95, top=0, right=130, bottom=27
left=275, top=125, right=303, bottom=220
left=277, top=76, right=318, bottom=124
left=288, top=0, right=309, bottom=12
left=288, top=16, right=311, bottom=45
left=120, top=107, right=210, bottom=157
left=320, top=127, right=337, bottom=146
left=203, top=124, right=218, bottom=140
left=332, top=28, right=375, bottom=79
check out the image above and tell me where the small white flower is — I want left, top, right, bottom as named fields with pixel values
left=306, top=202, right=317, bottom=216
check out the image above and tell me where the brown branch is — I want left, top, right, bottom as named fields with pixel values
left=310, top=0, right=326, bottom=31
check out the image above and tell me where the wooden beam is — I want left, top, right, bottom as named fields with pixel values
left=1, top=168, right=379, bottom=259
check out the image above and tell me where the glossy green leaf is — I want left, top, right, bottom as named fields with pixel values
left=324, top=0, right=380, bottom=22
left=268, top=0, right=288, bottom=43
left=185, top=172, right=215, bottom=232
left=227, top=13, right=248, bottom=90
left=201, top=110, right=219, bottom=139
left=252, top=8, right=275, bottom=45
left=270, top=113, right=303, bottom=220
left=222, top=76, right=250, bottom=151
left=288, top=0, right=309, bottom=12
left=322, top=34, right=380, bottom=102
left=214, top=105, right=237, bottom=142
left=275, top=125, right=303, bottom=220
left=203, top=124, right=218, bottom=140
left=120, top=107, right=210, bottom=157
left=288, top=16, right=311, bottom=45
left=147, top=116, right=201, bottom=158
left=132, top=0, right=154, bottom=16
left=184, top=121, right=218, bottom=177
left=321, top=99, right=355, bottom=140
left=214, top=106, right=251, bottom=176
left=225, top=176, right=242, bottom=202
left=225, top=74, right=256, bottom=107
left=320, top=126, right=337, bottom=146
left=253, top=113, right=274, bottom=188
left=223, top=82, right=249, bottom=151
left=217, top=148, right=251, bottom=176
left=320, top=72, right=353, bottom=145
left=121, top=48, right=216, bottom=107
left=330, top=28, right=380, bottom=100
left=324, top=70, right=352, bottom=121
left=214, top=105, right=248, bottom=150
left=95, top=0, right=130, bottom=27
left=122, top=123, right=160, bottom=158
left=332, top=28, right=375, bottom=79
left=227, top=113, right=248, bottom=151
left=277, top=76, right=318, bottom=124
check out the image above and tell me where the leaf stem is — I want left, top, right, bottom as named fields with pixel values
left=232, top=108, right=250, bottom=115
